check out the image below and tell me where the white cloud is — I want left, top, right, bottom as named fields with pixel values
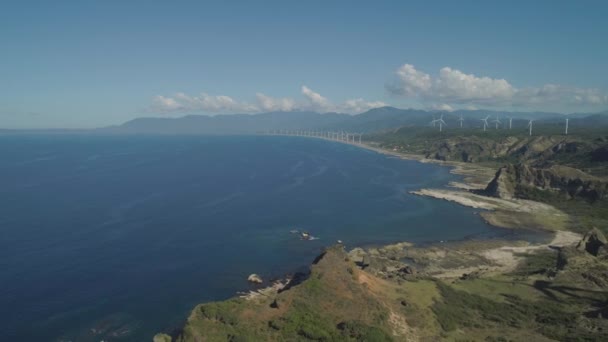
left=152, top=95, right=182, bottom=111
left=428, top=103, right=454, bottom=112
left=151, top=86, right=386, bottom=114
left=301, top=85, right=332, bottom=111
left=388, top=63, right=608, bottom=111
left=435, top=67, right=515, bottom=101
left=153, top=92, right=257, bottom=113
left=394, top=64, right=432, bottom=96
left=255, top=93, right=296, bottom=112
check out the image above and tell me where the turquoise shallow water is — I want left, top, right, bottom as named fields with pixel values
left=0, top=135, right=542, bottom=341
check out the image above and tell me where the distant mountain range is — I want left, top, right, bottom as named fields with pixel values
left=103, top=107, right=608, bottom=134
left=2, top=107, right=608, bottom=135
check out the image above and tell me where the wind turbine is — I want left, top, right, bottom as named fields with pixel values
left=508, top=117, right=513, bottom=130
left=492, top=115, right=501, bottom=129
left=430, top=115, right=437, bottom=127
left=527, top=119, right=534, bottom=136
left=437, top=114, right=447, bottom=132
left=564, top=116, right=569, bottom=135
left=481, top=115, right=490, bottom=131
left=457, top=114, right=464, bottom=128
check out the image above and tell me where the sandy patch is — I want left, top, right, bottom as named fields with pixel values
left=410, top=189, right=561, bottom=214
left=481, top=230, right=581, bottom=273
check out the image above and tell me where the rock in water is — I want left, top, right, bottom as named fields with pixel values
left=153, top=333, right=172, bottom=342
left=576, top=228, right=608, bottom=257
left=247, top=273, right=263, bottom=284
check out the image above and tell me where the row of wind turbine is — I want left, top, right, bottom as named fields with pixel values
left=432, top=113, right=570, bottom=136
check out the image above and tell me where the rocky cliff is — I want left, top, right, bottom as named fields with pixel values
left=484, top=163, right=608, bottom=202
left=421, top=135, right=608, bottom=174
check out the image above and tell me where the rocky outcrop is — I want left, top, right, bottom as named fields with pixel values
left=425, top=137, right=492, bottom=162
left=556, top=229, right=608, bottom=289
left=485, top=163, right=608, bottom=202
left=484, top=165, right=516, bottom=199
left=247, top=273, right=263, bottom=284
left=591, top=146, right=608, bottom=162
left=577, top=228, right=608, bottom=257
left=419, top=136, right=608, bottom=176
left=153, top=333, right=172, bottom=342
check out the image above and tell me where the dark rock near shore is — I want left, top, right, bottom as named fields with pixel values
left=398, top=265, right=416, bottom=275
left=577, top=228, right=608, bottom=257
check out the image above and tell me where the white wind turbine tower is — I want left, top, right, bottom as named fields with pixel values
left=437, top=114, right=447, bottom=132
left=527, top=119, right=534, bottom=136
left=481, top=115, right=490, bottom=131
left=457, top=114, right=464, bottom=128
left=430, top=115, right=437, bottom=127
left=508, top=117, right=513, bottom=130
left=492, top=115, right=501, bottom=129
left=564, top=115, right=569, bottom=135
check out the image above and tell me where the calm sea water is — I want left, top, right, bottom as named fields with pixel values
left=0, top=135, right=540, bottom=341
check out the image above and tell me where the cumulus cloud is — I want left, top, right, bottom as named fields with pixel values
left=152, top=95, right=182, bottom=111
left=151, top=86, right=386, bottom=114
left=301, top=85, right=332, bottom=110
left=428, top=103, right=454, bottom=112
left=394, top=64, right=432, bottom=96
left=152, top=92, right=257, bottom=113
left=388, top=64, right=608, bottom=110
left=435, top=67, right=515, bottom=101
left=255, top=93, right=296, bottom=112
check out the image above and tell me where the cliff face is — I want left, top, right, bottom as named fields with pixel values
left=485, top=163, right=608, bottom=202
left=423, top=136, right=608, bottom=174
left=484, top=165, right=517, bottom=199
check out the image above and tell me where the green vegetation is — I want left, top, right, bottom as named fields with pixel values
left=337, top=321, right=393, bottom=341
left=517, top=186, right=608, bottom=235
left=368, top=127, right=608, bottom=175
left=160, top=239, right=608, bottom=341
left=510, top=250, right=557, bottom=278
left=171, top=246, right=400, bottom=341
left=432, top=281, right=599, bottom=341
left=269, top=301, right=340, bottom=340
left=197, top=300, right=241, bottom=325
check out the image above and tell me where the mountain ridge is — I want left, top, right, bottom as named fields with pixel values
left=107, top=107, right=608, bottom=135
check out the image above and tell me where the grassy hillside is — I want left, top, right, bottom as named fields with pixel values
left=159, top=246, right=403, bottom=341
left=157, top=239, right=608, bottom=341
left=368, top=127, right=608, bottom=174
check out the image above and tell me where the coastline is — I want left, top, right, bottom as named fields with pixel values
left=261, top=135, right=579, bottom=274
left=287, top=136, right=581, bottom=276
left=157, top=136, right=588, bottom=341
left=351, top=140, right=571, bottom=233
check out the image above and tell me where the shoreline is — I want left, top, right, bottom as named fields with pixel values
left=356, top=140, right=571, bottom=234
left=269, top=134, right=578, bottom=249
left=157, top=136, right=587, bottom=340
left=252, top=136, right=580, bottom=282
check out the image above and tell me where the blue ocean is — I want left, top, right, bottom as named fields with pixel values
left=0, top=135, right=537, bottom=341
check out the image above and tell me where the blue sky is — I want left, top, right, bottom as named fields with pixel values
left=1, top=0, right=607, bottom=128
